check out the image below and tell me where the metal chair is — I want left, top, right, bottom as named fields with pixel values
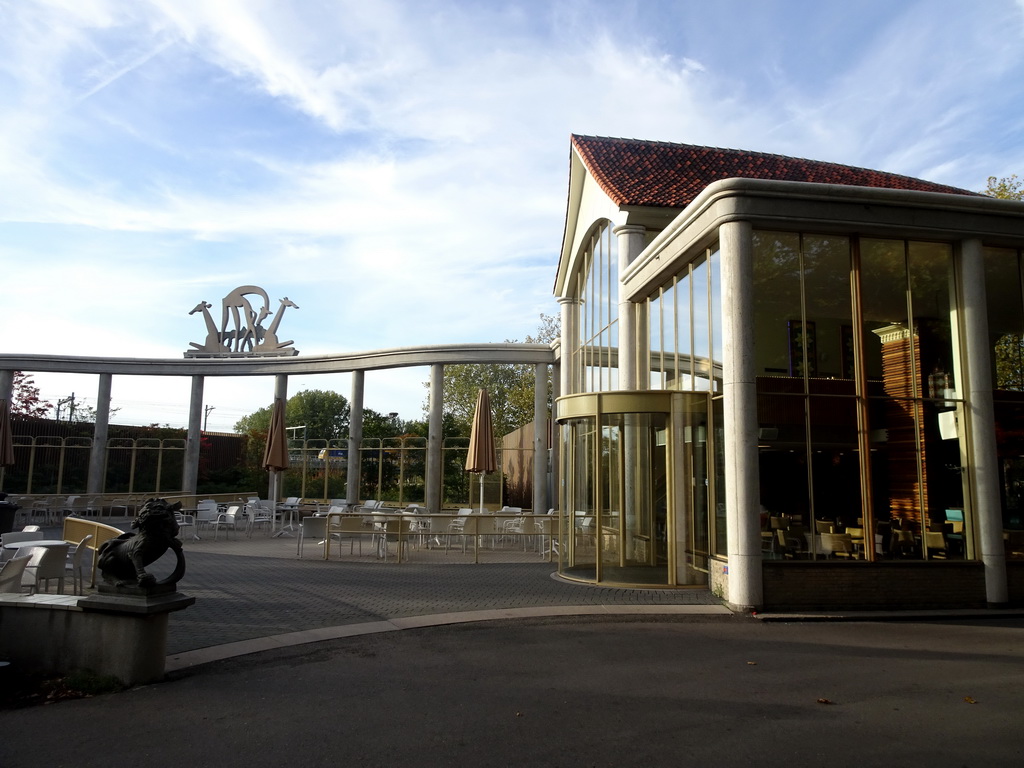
left=210, top=505, right=239, bottom=540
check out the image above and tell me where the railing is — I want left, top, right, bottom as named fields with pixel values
left=321, top=511, right=560, bottom=564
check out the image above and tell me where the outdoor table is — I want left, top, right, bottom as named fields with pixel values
left=3, top=539, right=69, bottom=551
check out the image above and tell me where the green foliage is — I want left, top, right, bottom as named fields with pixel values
left=234, top=389, right=350, bottom=440
left=430, top=313, right=560, bottom=438
left=984, top=175, right=1024, bottom=200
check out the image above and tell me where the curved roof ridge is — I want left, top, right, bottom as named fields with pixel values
left=569, top=134, right=977, bottom=208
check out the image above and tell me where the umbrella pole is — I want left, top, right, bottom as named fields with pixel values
left=478, top=473, right=484, bottom=514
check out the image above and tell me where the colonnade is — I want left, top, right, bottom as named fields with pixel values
left=1, top=344, right=557, bottom=515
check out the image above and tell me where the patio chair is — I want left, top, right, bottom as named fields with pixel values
left=375, top=518, right=414, bottom=562
left=21, top=544, right=70, bottom=594
left=210, top=505, right=240, bottom=540
left=174, top=509, right=196, bottom=541
left=246, top=500, right=275, bottom=537
left=65, top=534, right=94, bottom=596
left=328, top=514, right=367, bottom=557
left=195, top=500, right=220, bottom=538
left=445, top=508, right=474, bottom=552
left=297, top=515, right=328, bottom=559
left=0, top=555, right=31, bottom=593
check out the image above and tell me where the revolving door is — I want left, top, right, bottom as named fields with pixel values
left=556, top=391, right=711, bottom=587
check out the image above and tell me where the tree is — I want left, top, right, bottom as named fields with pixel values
left=432, top=313, right=560, bottom=437
left=984, top=174, right=1023, bottom=200
left=234, top=389, right=351, bottom=440
left=10, top=371, right=51, bottom=418
left=70, top=403, right=122, bottom=423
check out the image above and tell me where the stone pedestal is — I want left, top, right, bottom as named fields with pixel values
left=0, top=591, right=195, bottom=685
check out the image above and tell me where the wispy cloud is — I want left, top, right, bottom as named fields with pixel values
left=3, top=0, right=1024, bottom=428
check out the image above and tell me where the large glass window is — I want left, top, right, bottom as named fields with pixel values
left=751, top=232, right=967, bottom=562
left=645, top=246, right=721, bottom=392
left=984, top=247, right=1024, bottom=557
left=574, top=223, right=619, bottom=393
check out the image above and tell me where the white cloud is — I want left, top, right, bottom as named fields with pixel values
left=4, top=0, right=1024, bottom=424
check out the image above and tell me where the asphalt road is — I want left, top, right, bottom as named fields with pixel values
left=3, top=614, right=1023, bottom=767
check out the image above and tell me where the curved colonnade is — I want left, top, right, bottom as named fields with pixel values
left=0, top=343, right=559, bottom=515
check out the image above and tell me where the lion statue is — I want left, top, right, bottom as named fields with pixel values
left=97, top=498, right=186, bottom=589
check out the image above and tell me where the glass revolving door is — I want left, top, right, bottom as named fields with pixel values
left=557, top=392, right=709, bottom=587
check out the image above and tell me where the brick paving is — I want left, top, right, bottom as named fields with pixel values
left=167, top=530, right=720, bottom=655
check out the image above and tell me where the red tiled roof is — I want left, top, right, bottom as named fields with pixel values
left=571, top=135, right=977, bottom=208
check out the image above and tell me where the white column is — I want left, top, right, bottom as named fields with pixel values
left=533, top=363, right=548, bottom=514
left=86, top=373, right=112, bottom=496
left=720, top=220, right=762, bottom=609
left=346, top=371, right=364, bottom=505
left=182, top=375, right=204, bottom=496
left=615, top=224, right=646, bottom=391
left=960, top=238, right=1007, bottom=605
left=425, top=363, right=444, bottom=513
left=557, top=297, right=579, bottom=398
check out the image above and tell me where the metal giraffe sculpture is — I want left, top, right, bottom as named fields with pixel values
left=255, top=297, right=299, bottom=352
left=185, top=286, right=300, bottom=357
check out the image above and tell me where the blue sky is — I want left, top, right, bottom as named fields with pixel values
left=3, top=0, right=1024, bottom=431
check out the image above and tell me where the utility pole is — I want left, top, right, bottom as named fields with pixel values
left=203, top=405, right=215, bottom=431
left=56, top=393, right=76, bottom=422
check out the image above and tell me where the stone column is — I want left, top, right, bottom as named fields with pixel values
left=425, top=364, right=444, bottom=513
left=960, top=238, right=1007, bottom=605
left=533, top=363, right=548, bottom=514
left=346, top=370, right=364, bottom=505
left=86, top=373, right=112, bottom=496
left=615, top=224, right=646, bottom=391
left=181, top=375, right=204, bottom=497
left=719, top=220, right=761, bottom=610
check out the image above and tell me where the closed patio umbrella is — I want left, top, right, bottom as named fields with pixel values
left=263, top=397, right=289, bottom=532
left=0, top=398, right=14, bottom=471
left=465, top=388, right=497, bottom=514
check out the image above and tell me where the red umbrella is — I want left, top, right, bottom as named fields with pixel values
left=465, top=388, right=497, bottom=513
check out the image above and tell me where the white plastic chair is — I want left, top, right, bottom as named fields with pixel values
left=0, top=555, right=31, bottom=593
left=445, top=508, right=474, bottom=552
left=211, top=505, right=239, bottom=540
left=195, top=500, right=220, bottom=539
left=65, top=534, right=94, bottom=595
left=21, top=544, right=70, bottom=594
left=246, top=500, right=275, bottom=537
left=297, top=515, right=328, bottom=558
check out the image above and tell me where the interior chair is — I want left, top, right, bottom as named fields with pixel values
left=65, top=534, right=94, bottom=596
left=21, top=544, right=70, bottom=594
left=820, top=532, right=855, bottom=559
left=211, top=505, right=239, bottom=540
left=814, top=519, right=834, bottom=534
left=0, top=555, right=31, bottom=593
left=297, top=515, right=329, bottom=558
left=925, top=530, right=948, bottom=559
